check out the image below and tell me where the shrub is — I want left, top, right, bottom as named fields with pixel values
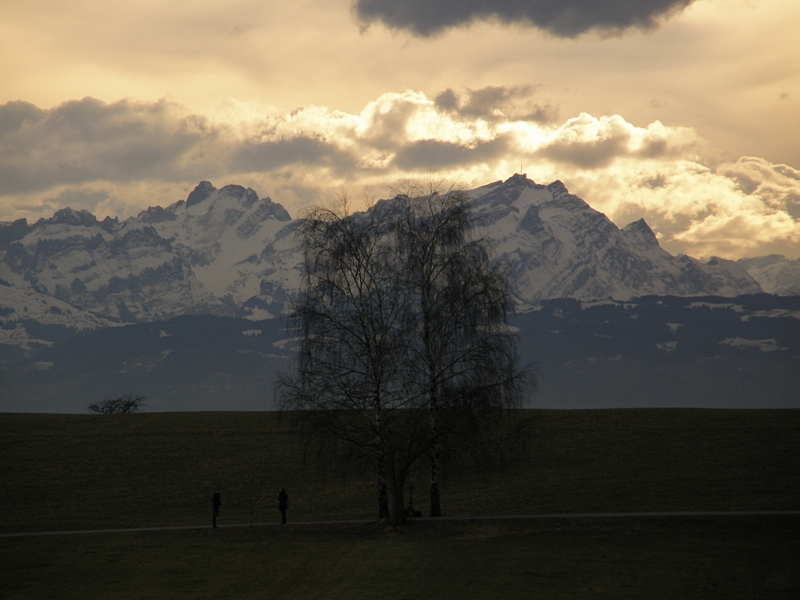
left=88, top=394, right=146, bottom=414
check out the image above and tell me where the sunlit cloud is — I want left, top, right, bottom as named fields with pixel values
left=1, top=89, right=798, bottom=259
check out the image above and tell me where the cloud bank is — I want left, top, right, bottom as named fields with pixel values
left=352, top=0, right=697, bottom=37
left=0, top=98, right=216, bottom=194
left=1, top=90, right=798, bottom=260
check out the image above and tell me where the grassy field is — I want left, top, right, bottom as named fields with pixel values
left=2, top=409, right=799, bottom=598
left=3, top=517, right=798, bottom=599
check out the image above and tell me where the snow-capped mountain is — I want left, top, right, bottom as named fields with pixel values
left=738, top=255, right=800, bottom=296
left=1, top=174, right=764, bottom=357
left=0, top=183, right=298, bottom=324
left=0, top=281, right=118, bottom=361
left=471, top=175, right=761, bottom=304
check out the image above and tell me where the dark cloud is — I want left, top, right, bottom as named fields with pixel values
left=727, top=171, right=760, bottom=195
left=446, top=85, right=521, bottom=117
left=434, top=86, right=557, bottom=123
left=520, top=105, right=559, bottom=124
left=0, top=98, right=361, bottom=197
left=230, top=137, right=356, bottom=174
left=646, top=174, right=667, bottom=189
left=785, top=193, right=800, bottom=219
left=0, top=101, right=46, bottom=138
left=0, top=98, right=213, bottom=194
left=635, top=137, right=669, bottom=159
left=433, top=89, right=460, bottom=112
left=535, top=133, right=631, bottom=169
left=393, top=136, right=511, bottom=170
left=354, top=0, right=696, bottom=38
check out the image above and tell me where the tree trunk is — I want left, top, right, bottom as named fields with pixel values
left=429, top=451, right=441, bottom=517
left=429, top=401, right=442, bottom=517
left=377, top=451, right=390, bottom=519
left=391, top=480, right=407, bottom=526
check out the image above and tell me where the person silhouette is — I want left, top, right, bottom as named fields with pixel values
left=212, top=491, right=222, bottom=528
left=278, top=488, right=288, bottom=524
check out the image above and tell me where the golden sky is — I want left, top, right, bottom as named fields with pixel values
left=1, top=0, right=799, bottom=258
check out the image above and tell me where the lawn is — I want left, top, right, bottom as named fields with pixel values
left=2, top=518, right=798, bottom=599
left=1, top=409, right=799, bottom=598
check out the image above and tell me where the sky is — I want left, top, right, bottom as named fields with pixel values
left=1, top=0, right=799, bottom=259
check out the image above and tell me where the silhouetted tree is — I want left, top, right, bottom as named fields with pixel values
left=394, top=182, right=530, bottom=517
left=278, top=197, right=429, bottom=524
left=88, top=394, right=146, bottom=414
left=279, top=186, right=531, bottom=523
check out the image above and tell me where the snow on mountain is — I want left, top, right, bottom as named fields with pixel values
left=0, top=183, right=300, bottom=325
left=471, top=175, right=762, bottom=304
left=738, top=255, right=800, bottom=295
left=128, top=182, right=299, bottom=318
left=0, top=174, right=766, bottom=359
left=0, top=281, right=118, bottom=359
left=0, top=206, right=220, bottom=323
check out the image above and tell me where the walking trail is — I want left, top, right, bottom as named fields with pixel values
left=2, top=510, right=798, bottom=539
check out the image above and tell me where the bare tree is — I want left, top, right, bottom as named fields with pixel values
left=278, top=197, right=429, bottom=524
left=88, top=394, right=146, bottom=414
left=279, top=185, right=531, bottom=523
left=393, top=182, right=531, bottom=517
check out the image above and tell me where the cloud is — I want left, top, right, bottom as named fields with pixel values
left=532, top=113, right=697, bottom=168
left=0, top=97, right=216, bottom=195
left=537, top=130, right=630, bottom=169
left=1, top=91, right=798, bottom=259
left=231, top=136, right=356, bottom=174
left=566, top=156, right=800, bottom=260
left=39, top=189, right=110, bottom=215
left=353, top=0, right=697, bottom=38
left=0, top=101, right=46, bottom=138
left=434, top=85, right=557, bottom=124
left=393, top=136, right=512, bottom=169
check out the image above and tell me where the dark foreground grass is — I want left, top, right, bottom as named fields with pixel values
left=2, top=409, right=799, bottom=533
left=1, top=409, right=799, bottom=598
left=2, top=517, right=798, bottom=599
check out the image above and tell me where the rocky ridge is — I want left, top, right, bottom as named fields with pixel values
left=0, top=175, right=768, bottom=357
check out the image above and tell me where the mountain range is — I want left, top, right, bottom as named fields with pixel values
left=1, top=174, right=798, bottom=412
left=4, top=173, right=794, bottom=360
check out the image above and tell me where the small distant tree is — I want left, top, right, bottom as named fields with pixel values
left=88, top=394, right=146, bottom=414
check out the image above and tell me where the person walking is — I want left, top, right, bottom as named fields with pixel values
left=212, top=491, right=222, bottom=528
left=278, top=487, right=288, bottom=524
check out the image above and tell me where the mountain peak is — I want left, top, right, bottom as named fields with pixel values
left=138, top=205, right=177, bottom=224
left=185, top=181, right=217, bottom=208
left=503, top=173, right=536, bottom=188
left=0, top=174, right=775, bottom=355
left=546, top=180, right=568, bottom=196
left=35, top=207, right=99, bottom=228
left=622, top=218, right=659, bottom=248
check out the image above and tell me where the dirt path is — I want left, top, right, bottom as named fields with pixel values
left=3, top=510, right=799, bottom=538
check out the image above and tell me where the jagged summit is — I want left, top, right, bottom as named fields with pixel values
left=185, top=181, right=216, bottom=208
left=1, top=176, right=768, bottom=355
left=471, top=176, right=761, bottom=304
left=38, top=207, right=98, bottom=228
left=621, top=218, right=659, bottom=248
